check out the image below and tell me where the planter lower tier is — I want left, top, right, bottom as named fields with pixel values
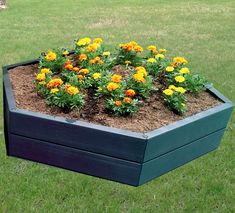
left=8, top=129, right=224, bottom=186
left=3, top=59, right=234, bottom=186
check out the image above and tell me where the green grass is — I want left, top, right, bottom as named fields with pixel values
left=0, top=0, right=235, bottom=212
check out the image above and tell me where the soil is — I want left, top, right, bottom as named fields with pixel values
left=9, top=64, right=222, bottom=133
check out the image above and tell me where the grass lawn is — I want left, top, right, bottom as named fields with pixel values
left=0, top=0, right=235, bottom=212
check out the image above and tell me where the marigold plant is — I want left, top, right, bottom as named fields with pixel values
left=35, top=37, right=209, bottom=115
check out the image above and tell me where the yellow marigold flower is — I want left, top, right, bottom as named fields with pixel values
left=77, top=37, right=91, bottom=46
left=114, top=100, right=122, bottom=106
left=77, top=75, right=83, bottom=81
left=47, top=78, right=63, bottom=89
left=147, top=58, right=157, bottom=63
left=168, top=85, right=177, bottom=90
left=65, top=64, right=73, bottom=70
left=147, top=45, right=157, bottom=51
left=123, top=97, right=132, bottom=104
left=89, top=59, right=96, bottom=64
left=125, top=89, right=136, bottom=97
left=166, top=66, right=174, bottom=72
left=93, top=38, right=103, bottom=44
left=175, top=75, right=185, bottom=83
left=66, top=86, right=79, bottom=95
left=173, top=57, right=188, bottom=64
left=133, top=73, right=145, bottom=83
left=155, top=54, right=165, bottom=59
left=63, top=51, right=69, bottom=56
left=107, top=82, right=119, bottom=91
left=94, top=56, right=101, bottom=61
left=175, top=87, right=186, bottom=94
left=79, top=54, right=88, bottom=61
left=50, top=88, right=59, bottom=94
left=36, top=73, right=46, bottom=81
left=73, top=67, right=80, bottom=72
left=40, top=68, right=51, bottom=74
left=129, top=41, right=138, bottom=46
left=179, top=67, right=190, bottom=74
left=45, top=51, right=57, bottom=61
left=86, top=43, right=99, bottom=52
left=39, top=81, right=46, bottom=85
left=111, top=74, right=122, bottom=83
left=135, top=66, right=148, bottom=77
left=79, top=69, right=89, bottom=75
left=125, top=60, right=132, bottom=65
left=102, top=51, right=110, bottom=56
left=93, top=73, right=101, bottom=79
left=163, top=89, right=174, bottom=96
left=159, top=48, right=167, bottom=53
left=134, top=45, right=143, bottom=53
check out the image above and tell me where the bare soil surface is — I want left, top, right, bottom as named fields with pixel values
left=9, top=64, right=222, bottom=133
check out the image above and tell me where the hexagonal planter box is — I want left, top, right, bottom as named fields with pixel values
left=3, top=59, right=234, bottom=186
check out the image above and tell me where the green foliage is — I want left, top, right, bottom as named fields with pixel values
left=163, top=91, right=187, bottom=114
left=46, top=87, right=84, bottom=111
left=39, top=49, right=68, bottom=74
left=184, top=74, right=208, bottom=95
left=106, top=97, right=139, bottom=115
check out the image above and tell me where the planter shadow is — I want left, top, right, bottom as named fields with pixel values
left=2, top=59, right=234, bottom=186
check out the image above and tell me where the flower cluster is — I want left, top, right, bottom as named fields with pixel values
left=35, top=37, right=208, bottom=115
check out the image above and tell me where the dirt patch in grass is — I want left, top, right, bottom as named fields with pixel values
left=9, top=64, right=222, bottom=133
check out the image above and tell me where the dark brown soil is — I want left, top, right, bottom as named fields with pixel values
left=9, top=64, right=222, bottom=133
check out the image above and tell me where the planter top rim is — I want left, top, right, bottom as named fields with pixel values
left=3, top=59, right=234, bottom=139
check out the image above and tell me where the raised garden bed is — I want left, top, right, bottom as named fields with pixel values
left=3, top=38, right=234, bottom=186
left=3, top=60, right=234, bottom=186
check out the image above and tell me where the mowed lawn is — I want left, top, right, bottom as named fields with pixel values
left=0, top=0, right=235, bottom=212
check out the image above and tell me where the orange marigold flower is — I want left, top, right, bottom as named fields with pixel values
left=79, top=69, right=89, bottom=75
left=65, top=64, right=73, bottom=70
left=114, top=100, right=122, bottom=106
left=45, top=51, right=57, bottom=61
left=79, top=54, right=88, bottom=61
left=111, top=74, right=122, bottom=83
left=153, top=50, right=159, bottom=56
left=125, top=89, right=136, bottom=97
left=86, top=43, right=99, bottom=52
left=66, top=86, right=79, bottom=95
left=47, top=78, right=63, bottom=89
left=73, top=67, right=80, bottom=72
left=64, top=84, right=72, bottom=91
left=63, top=60, right=71, bottom=67
left=77, top=75, right=83, bottom=81
left=107, top=82, right=119, bottom=91
left=123, top=97, right=132, bottom=104
left=134, top=45, right=143, bottom=53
